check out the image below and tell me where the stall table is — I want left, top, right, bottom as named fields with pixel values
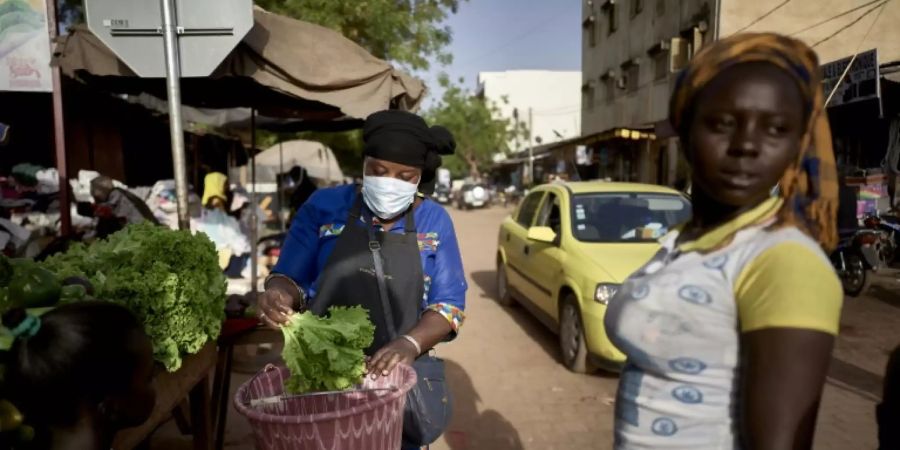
left=114, top=341, right=217, bottom=450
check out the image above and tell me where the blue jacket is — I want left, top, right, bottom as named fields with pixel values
left=274, top=184, right=467, bottom=333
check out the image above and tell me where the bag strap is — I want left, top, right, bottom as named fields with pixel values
left=366, top=212, right=400, bottom=340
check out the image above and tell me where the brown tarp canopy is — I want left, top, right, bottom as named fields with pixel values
left=53, top=7, right=425, bottom=122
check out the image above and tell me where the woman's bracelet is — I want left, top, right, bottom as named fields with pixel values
left=264, top=273, right=307, bottom=310
left=400, top=334, right=422, bottom=355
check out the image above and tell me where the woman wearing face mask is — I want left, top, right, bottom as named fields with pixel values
left=258, top=110, right=466, bottom=387
left=605, top=34, right=843, bottom=449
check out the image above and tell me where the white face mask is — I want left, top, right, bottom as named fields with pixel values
left=362, top=175, right=419, bottom=220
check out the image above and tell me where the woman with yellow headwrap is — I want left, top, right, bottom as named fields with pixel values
left=604, top=33, right=842, bottom=449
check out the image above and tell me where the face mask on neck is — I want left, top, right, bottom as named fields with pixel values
left=362, top=175, right=419, bottom=220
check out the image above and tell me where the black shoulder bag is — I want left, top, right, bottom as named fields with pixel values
left=367, top=223, right=453, bottom=448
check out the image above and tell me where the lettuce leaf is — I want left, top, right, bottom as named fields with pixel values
left=281, top=306, right=375, bottom=394
left=40, top=223, right=226, bottom=372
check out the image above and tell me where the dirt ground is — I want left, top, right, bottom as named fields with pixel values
left=152, top=205, right=898, bottom=450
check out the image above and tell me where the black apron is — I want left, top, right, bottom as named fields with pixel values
left=310, top=194, right=424, bottom=354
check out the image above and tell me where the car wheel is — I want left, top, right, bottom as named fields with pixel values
left=496, top=259, right=515, bottom=307
left=559, top=295, right=591, bottom=374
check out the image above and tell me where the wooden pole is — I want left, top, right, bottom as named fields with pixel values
left=45, top=0, right=70, bottom=236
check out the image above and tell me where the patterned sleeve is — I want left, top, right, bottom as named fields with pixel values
left=425, top=208, right=468, bottom=335
left=427, top=302, right=466, bottom=335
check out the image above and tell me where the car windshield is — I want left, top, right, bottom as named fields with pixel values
left=571, top=193, right=691, bottom=243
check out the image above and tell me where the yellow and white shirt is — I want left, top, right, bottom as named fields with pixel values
left=605, top=197, right=842, bottom=449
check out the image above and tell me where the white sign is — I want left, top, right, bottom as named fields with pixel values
left=822, top=49, right=880, bottom=108
left=0, top=0, right=53, bottom=92
left=84, top=0, right=253, bottom=78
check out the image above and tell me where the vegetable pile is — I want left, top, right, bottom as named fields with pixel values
left=0, top=258, right=87, bottom=313
left=281, top=306, right=375, bottom=394
left=41, top=223, right=226, bottom=372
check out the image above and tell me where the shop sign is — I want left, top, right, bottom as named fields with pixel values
left=0, top=0, right=53, bottom=92
left=822, top=49, right=880, bottom=108
left=85, top=0, right=253, bottom=78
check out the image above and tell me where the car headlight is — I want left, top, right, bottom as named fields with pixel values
left=594, top=283, right=620, bottom=304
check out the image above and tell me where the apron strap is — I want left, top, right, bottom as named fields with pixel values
left=348, top=186, right=364, bottom=222
left=404, top=204, right=415, bottom=233
left=365, top=211, right=400, bottom=340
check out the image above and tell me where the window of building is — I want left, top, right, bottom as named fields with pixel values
left=630, top=0, right=643, bottom=18
left=653, top=52, right=668, bottom=80
left=627, top=65, right=640, bottom=92
left=517, top=192, right=545, bottom=227
left=582, top=81, right=596, bottom=111
left=622, top=59, right=640, bottom=93
left=656, top=0, right=665, bottom=16
left=648, top=40, right=671, bottom=80
left=601, top=71, right=616, bottom=103
left=603, top=0, right=618, bottom=34
left=583, top=15, right=597, bottom=47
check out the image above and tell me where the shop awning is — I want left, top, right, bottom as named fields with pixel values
left=501, top=127, right=657, bottom=162
left=53, top=7, right=425, bottom=121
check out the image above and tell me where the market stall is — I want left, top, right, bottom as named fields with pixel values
left=39, top=6, right=427, bottom=450
left=54, top=7, right=425, bottom=121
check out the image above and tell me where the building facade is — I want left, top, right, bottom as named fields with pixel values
left=580, top=0, right=900, bottom=192
left=478, top=70, right=582, bottom=152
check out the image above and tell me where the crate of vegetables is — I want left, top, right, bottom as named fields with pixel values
left=234, top=306, right=416, bottom=450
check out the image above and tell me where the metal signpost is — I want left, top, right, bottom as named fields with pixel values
left=84, top=0, right=253, bottom=229
left=822, top=49, right=882, bottom=113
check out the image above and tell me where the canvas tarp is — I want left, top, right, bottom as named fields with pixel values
left=53, top=7, right=425, bottom=121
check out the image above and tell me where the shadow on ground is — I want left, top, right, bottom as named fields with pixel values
left=469, top=270, right=621, bottom=380
left=469, top=270, right=562, bottom=364
left=442, top=358, right=524, bottom=450
left=867, top=283, right=900, bottom=309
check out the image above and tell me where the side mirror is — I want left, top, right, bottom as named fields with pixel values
left=527, top=226, right=557, bottom=244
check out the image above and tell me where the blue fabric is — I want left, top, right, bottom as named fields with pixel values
left=273, top=184, right=467, bottom=313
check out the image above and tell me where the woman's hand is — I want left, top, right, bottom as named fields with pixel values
left=257, top=285, right=295, bottom=329
left=367, top=338, right=419, bottom=378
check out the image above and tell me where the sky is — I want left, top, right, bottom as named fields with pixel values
left=419, top=0, right=582, bottom=109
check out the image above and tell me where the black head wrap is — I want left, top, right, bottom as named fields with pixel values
left=363, top=110, right=456, bottom=194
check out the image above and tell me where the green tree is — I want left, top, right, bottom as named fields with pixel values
left=253, top=0, right=462, bottom=70
left=58, top=1, right=462, bottom=71
left=425, top=76, right=526, bottom=180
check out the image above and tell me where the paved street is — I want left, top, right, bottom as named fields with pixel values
left=434, top=206, right=896, bottom=450
left=154, top=205, right=898, bottom=449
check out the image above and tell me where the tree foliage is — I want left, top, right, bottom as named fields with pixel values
left=253, top=0, right=462, bottom=70
left=425, top=75, right=526, bottom=180
left=59, top=1, right=462, bottom=71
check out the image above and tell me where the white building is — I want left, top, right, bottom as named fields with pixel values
left=477, top=70, right=582, bottom=153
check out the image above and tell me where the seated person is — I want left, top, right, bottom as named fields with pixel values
left=3, top=302, right=155, bottom=450
left=198, top=172, right=251, bottom=278
left=89, top=176, right=160, bottom=227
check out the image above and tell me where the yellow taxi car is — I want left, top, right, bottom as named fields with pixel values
left=496, top=181, right=691, bottom=373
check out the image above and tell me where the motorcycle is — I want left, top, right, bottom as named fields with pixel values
left=864, top=214, right=900, bottom=265
left=258, top=232, right=286, bottom=272
left=831, top=229, right=882, bottom=297
left=502, top=186, right=521, bottom=207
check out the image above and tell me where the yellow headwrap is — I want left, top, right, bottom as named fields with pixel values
left=202, top=172, right=228, bottom=207
left=669, top=32, right=838, bottom=251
